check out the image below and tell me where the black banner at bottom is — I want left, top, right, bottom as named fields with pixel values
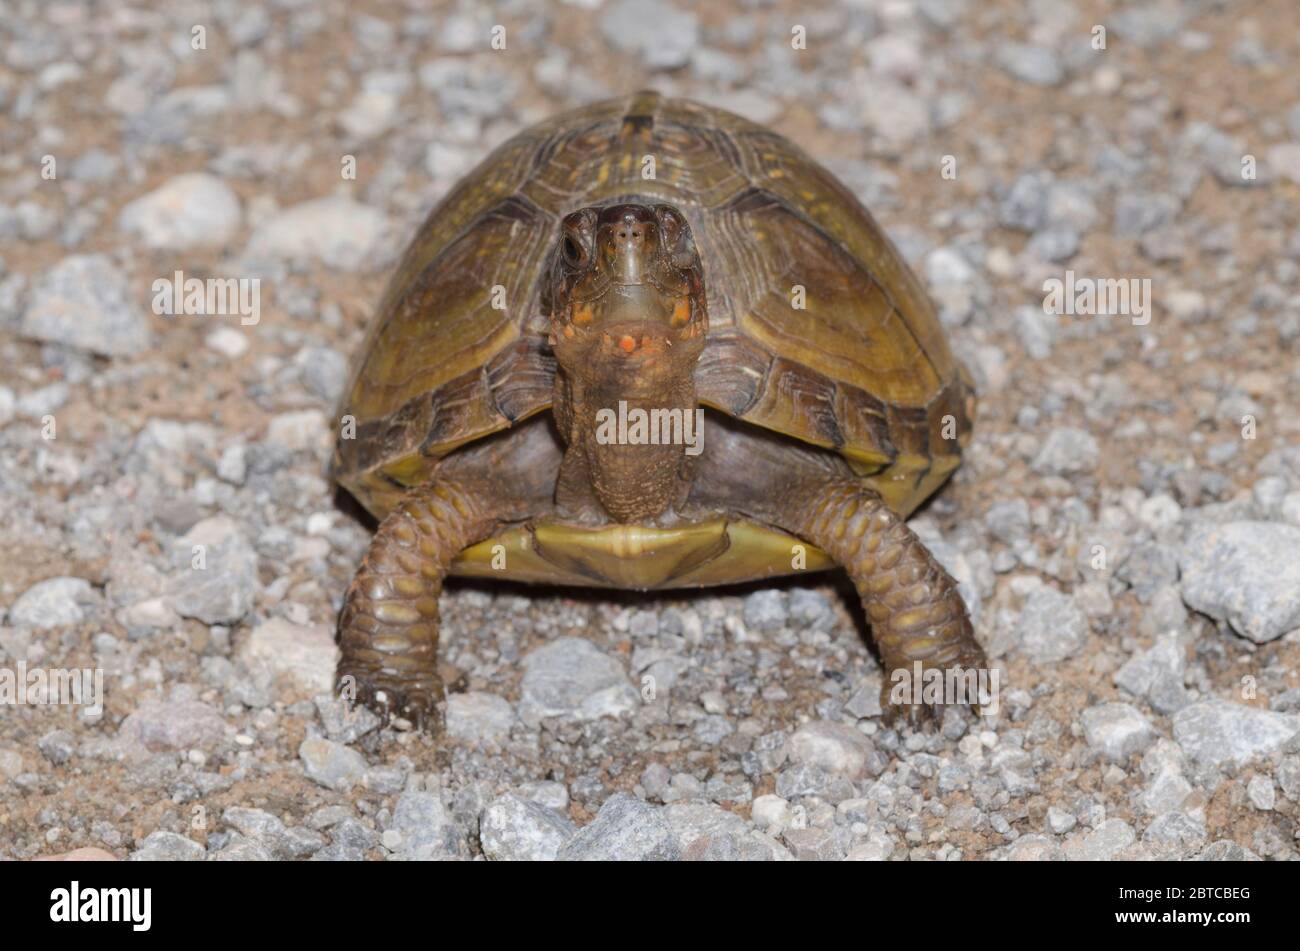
left=0, top=857, right=1279, bottom=938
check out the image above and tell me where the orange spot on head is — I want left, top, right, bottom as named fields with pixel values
left=618, top=334, right=636, bottom=353
left=671, top=298, right=691, bottom=327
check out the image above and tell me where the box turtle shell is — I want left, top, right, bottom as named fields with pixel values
left=334, top=91, right=973, bottom=523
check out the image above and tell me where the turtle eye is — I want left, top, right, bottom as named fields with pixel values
left=561, top=232, right=588, bottom=269
left=654, top=206, right=695, bottom=269
left=656, top=208, right=682, bottom=247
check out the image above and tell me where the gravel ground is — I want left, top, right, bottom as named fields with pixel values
left=2, top=0, right=1299, bottom=862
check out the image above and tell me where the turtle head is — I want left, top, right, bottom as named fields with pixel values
left=547, top=202, right=707, bottom=394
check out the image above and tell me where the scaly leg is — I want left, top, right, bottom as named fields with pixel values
left=779, top=478, right=987, bottom=726
left=337, top=479, right=496, bottom=730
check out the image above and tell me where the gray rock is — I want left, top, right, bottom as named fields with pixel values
left=518, top=637, right=639, bottom=726
left=311, top=842, right=364, bottom=862
left=298, top=737, right=367, bottom=791
left=314, top=818, right=380, bottom=861
left=38, top=730, right=76, bottom=765
left=1032, top=427, right=1099, bottom=475
left=1274, top=690, right=1300, bottom=714
left=985, top=499, right=1031, bottom=544
left=788, top=588, right=833, bottom=630
left=170, top=516, right=258, bottom=625
left=1142, top=811, right=1207, bottom=858
left=997, top=43, right=1064, bottom=86
left=665, top=800, right=785, bottom=862
left=640, top=762, right=672, bottom=802
left=445, top=691, right=516, bottom=745
left=1066, top=818, right=1135, bottom=860
left=120, top=697, right=228, bottom=752
left=313, top=695, right=381, bottom=744
left=130, top=830, right=206, bottom=861
left=750, top=794, right=794, bottom=831
left=925, top=246, right=975, bottom=286
left=1109, top=6, right=1185, bottom=46
left=1142, top=767, right=1193, bottom=816
left=22, top=254, right=152, bottom=357
left=518, top=781, right=570, bottom=813
left=1246, top=775, right=1275, bottom=810
left=693, top=714, right=734, bottom=745
left=479, top=793, right=576, bottom=861
left=774, top=763, right=856, bottom=804
left=1172, top=700, right=1300, bottom=768
left=860, top=80, right=932, bottom=144
left=297, top=345, right=348, bottom=404
left=433, top=12, right=487, bottom=53
left=211, top=837, right=273, bottom=861
left=387, top=790, right=469, bottom=860
left=339, top=86, right=401, bottom=140
left=1046, top=806, right=1076, bottom=834
left=69, top=148, right=121, bottom=183
left=1027, top=228, right=1079, bottom=262
left=246, top=196, right=389, bottom=270
left=1118, top=542, right=1180, bottom=603
left=742, top=589, right=787, bottom=631
left=1278, top=756, right=1300, bottom=802
left=1114, top=637, right=1188, bottom=713
left=363, top=764, right=408, bottom=795
left=1146, top=678, right=1189, bottom=721
left=1195, top=840, right=1262, bottom=861
left=786, top=721, right=873, bottom=778
left=1252, top=475, right=1290, bottom=514
left=1015, top=586, right=1090, bottom=662
left=1114, top=191, right=1181, bottom=237
left=1004, top=834, right=1065, bottom=861
left=384, top=789, right=467, bottom=862
left=1139, top=585, right=1190, bottom=638
left=998, top=171, right=1052, bottom=232
left=222, top=807, right=326, bottom=859
left=843, top=677, right=884, bottom=720
left=1013, top=306, right=1056, bottom=359
left=239, top=618, right=337, bottom=698
left=118, top=173, right=241, bottom=249
left=216, top=444, right=247, bottom=484
left=599, top=0, right=698, bottom=71
left=1081, top=703, right=1158, bottom=763
left=1184, top=122, right=1257, bottom=187
left=1179, top=522, right=1300, bottom=643
left=16, top=382, right=68, bottom=418
left=782, top=826, right=849, bottom=861
left=558, top=793, right=680, bottom=861
left=6, top=576, right=96, bottom=628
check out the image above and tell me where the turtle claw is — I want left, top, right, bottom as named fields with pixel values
left=338, top=667, right=444, bottom=734
left=877, top=652, right=991, bottom=731
left=878, top=680, right=942, bottom=731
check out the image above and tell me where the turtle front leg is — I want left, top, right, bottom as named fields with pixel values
left=779, top=478, right=988, bottom=727
left=337, top=480, right=497, bottom=731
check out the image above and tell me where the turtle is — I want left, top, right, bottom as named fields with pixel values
left=331, top=91, right=987, bottom=732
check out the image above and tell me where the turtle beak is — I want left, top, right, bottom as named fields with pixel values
left=602, top=208, right=657, bottom=286
left=612, top=224, right=646, bottom=283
